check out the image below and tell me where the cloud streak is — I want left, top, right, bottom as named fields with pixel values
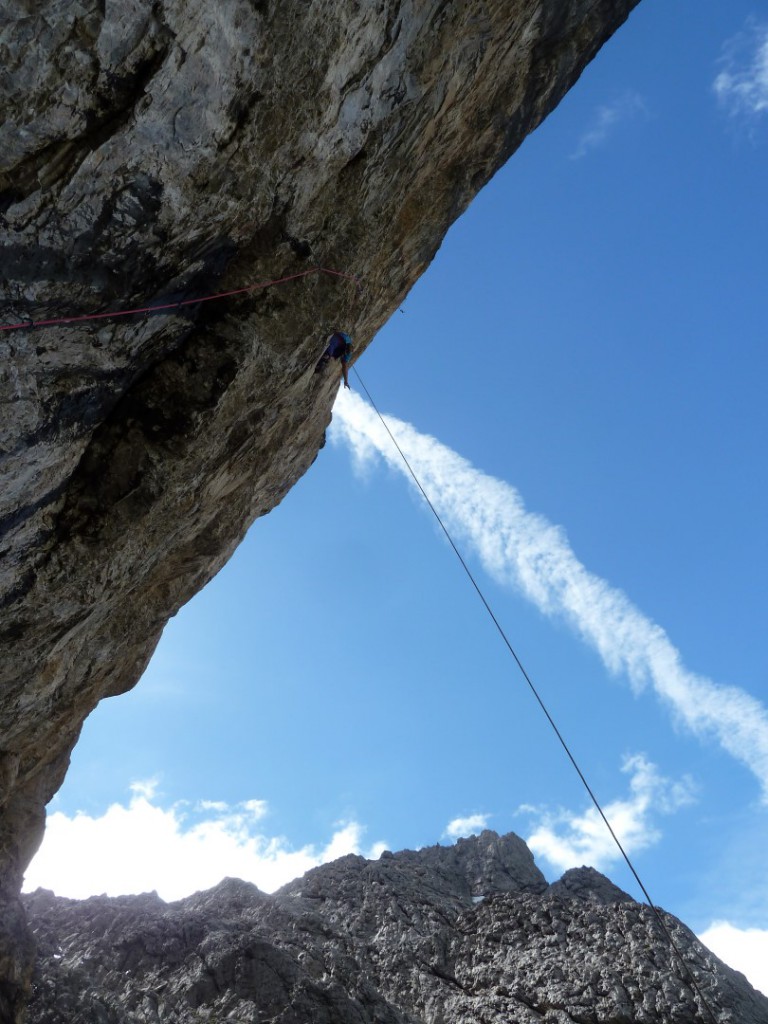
left=570, top=92, right=647, bottom=159
left=23, top=781, right=386, bottom=900
left=331, top=391, right=768, bottom=798
left=520, top=753, right=695, bottom=873
left=714, top=22, right=768, bottom=120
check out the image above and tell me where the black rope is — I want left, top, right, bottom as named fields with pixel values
left=351, top=365, right=719, bottom=1024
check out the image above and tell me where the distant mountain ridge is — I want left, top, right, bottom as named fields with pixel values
left=23, top=831, right=768, bottom=1023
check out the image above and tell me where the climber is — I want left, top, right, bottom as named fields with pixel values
left=315, top=331, right=352, bottom=388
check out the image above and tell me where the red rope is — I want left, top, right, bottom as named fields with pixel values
left=0, top=266, right=361, bottom=333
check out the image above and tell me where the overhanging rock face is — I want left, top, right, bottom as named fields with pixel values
left=1, top=1, right=639, bottom=1018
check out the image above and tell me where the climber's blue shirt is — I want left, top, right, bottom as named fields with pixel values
left=327, top=332, right=352, bottom=361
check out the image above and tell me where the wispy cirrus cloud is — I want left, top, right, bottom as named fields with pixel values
left=23, top=780, right=386, bottom=900
left=714, top=21, right=768, bottom=120
left=519, top=754, right=695, bottom=873
left=331, top=391, right=768, bottom=798
left=570, top=92, right=647, bottom=159
left=444, top=814, right=491, bottom=839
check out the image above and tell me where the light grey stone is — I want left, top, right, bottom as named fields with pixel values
left=22, top=833, right=768, bottom=1024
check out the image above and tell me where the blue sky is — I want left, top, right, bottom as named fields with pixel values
left=24, top=0, right=768, bottom=997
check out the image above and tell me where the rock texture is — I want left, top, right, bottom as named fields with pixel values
left=21, top=832, right=768, bottom=1023
left=1, top=0, right=641, bottom=1017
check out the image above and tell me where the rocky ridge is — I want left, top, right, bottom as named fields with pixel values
left=2, top=0, right=641, bottom=1017
left=22, top=832, right=768, bottom=1024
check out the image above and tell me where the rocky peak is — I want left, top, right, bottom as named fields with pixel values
left=283, top=830, right=547, bottom=911
left=21, top=832, right=768, bottom=1024
left=450, top=828, right=549, bottom=896
left=547, top=865, right=635, bottom=905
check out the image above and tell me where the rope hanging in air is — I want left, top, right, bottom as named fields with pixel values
left=351, top=364, right=718, bottom=1024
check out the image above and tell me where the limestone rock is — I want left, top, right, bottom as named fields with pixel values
left=547, top=865, right=635, bottom=905
left=22, top=832, right=768, bottom=1023
left=1, top=0, right=641, bottom=1017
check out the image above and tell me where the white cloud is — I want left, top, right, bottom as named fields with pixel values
left=198, top=799, right=230, bottom=812
left=698, top=921, right=768, bottom=997
left=444, top=814, right=491, bottom=839
left=714, top=22, right=768, bottom=120
left=519, top=754, right=694, bottom=873
left=23, top=782, right=384, bottom=901
left=129, top=778, right=159, bottom=800
left=331, top=391, right=768, bottom=799
left=570, top=92, right=647, bottom=159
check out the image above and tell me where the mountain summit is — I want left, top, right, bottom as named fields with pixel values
left=23, top=831, right=768, bottom=1023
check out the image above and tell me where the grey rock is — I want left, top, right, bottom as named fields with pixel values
left=2, top=0, right=641, bottom=1016
left=547, top=865, right=634, bottom=905
left=22, top=833, right=768, bottom=1024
